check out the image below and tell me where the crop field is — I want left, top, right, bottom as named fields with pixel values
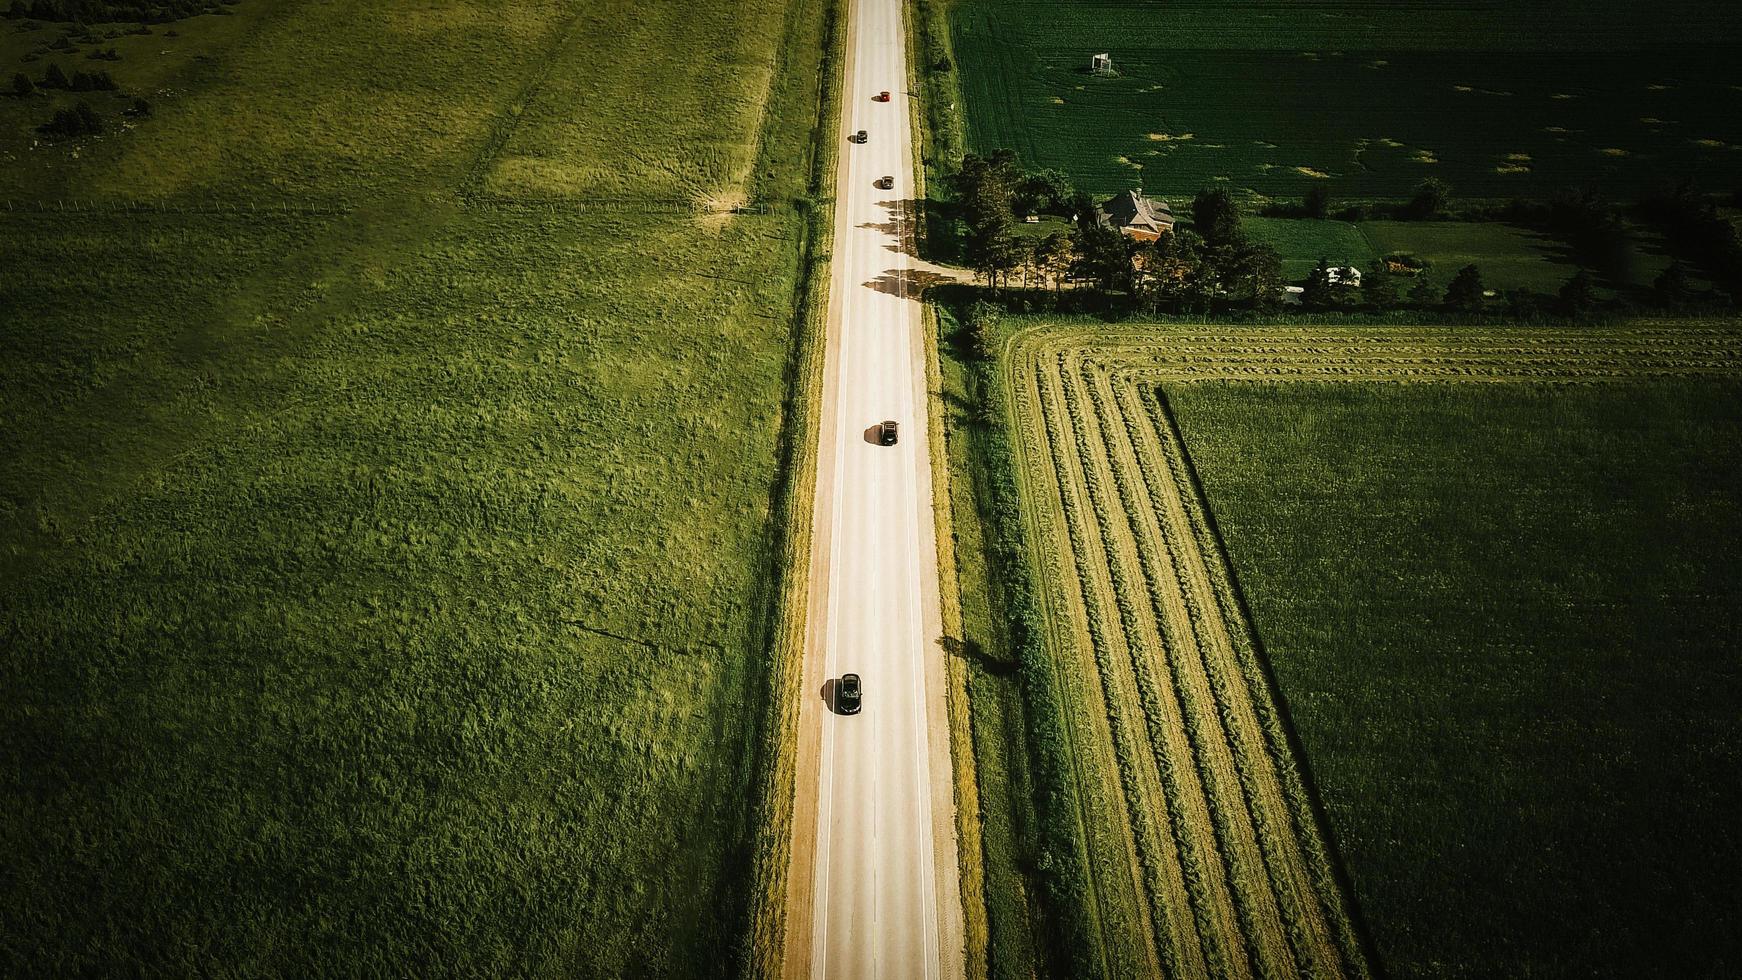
left=0, top=0, right=832, bottom=974
left=986, top=321, right=1742, bottom=977
left=949, top=0, right=1742, bottom=201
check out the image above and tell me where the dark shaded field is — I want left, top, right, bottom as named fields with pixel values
left=950, top=0, right=1742, bottom=200
left=1166, top=379, right=1742, bottom=978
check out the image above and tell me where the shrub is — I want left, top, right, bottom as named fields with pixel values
left=1403, top=177, right=1450, bottom=220
left=41, top=61, right=67, bottom=88
left=1444, top=264, right=1485, bottom=311
left=38, top=98, right=101, bottom=137
left=1191, top=185, right=1241, bottom=247
left=11, top=72, right=33, bottom=97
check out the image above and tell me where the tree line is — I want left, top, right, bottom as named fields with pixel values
left=4, top=0, right=230, bottom=22
left=943, top=152, right=1737, bottom=316
left=947, top=150, right=1290, bottom=313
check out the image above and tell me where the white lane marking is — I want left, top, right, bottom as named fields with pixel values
left=811, top=11, right=859, bottom=966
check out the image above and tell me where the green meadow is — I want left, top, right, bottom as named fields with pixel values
left=1246, top=217, right=1677, bottom=291
left=1165, top=379, right=1742, bottom=978
left=0, top=0, right=832, bottom=973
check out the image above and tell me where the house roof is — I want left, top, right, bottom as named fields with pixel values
left=1100, top=189, right=1174, bottom=233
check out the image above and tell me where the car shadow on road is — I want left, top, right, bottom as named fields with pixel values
left=863, top=424, right=888, bottom=445
left=822, top=678, right=851, bottom=715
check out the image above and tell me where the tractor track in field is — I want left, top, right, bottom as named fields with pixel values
left=995, top=322, right=1742, bottom=979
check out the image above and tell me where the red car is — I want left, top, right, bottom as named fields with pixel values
left=874, top=91, right=891, bottom=102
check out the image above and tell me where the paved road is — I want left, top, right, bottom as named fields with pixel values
left=791, top=0, right=964, bottom=975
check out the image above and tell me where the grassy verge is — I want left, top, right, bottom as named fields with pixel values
left=908, top=0, right=965, bottom=263
left=744, top=0, right=846, bottom=972
left=933, top=307, right=1061, bottom=979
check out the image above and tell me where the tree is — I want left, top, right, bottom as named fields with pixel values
left=1408, top=275, right=1439, bottom=306
left=1404, top=177, right=1450, bottom=219
left=1031, top=232, right=1071, bottom=292
left=952, top=152, right=1021, bottom=287
left=1071, top=224, right=1134, bottom=295
left=11, top=72, right=32, bottom=96
left=39, top=100, right=102, bottom=137
left=1133, top=228, right=1209, bottom=314
left=42, top=62, right=67, bottom=89
left=1301, top=258, right=1335, bottom=310
left=123, top=96, right=151, bottom=117
left=75, top=100, right=100, bottom=133
left=1557, top=269, right=1599, bottom=316
left=1303, top=184, right=1331, bottom=219
left=1016, top=168, right=1073, bottom=217
left=1444, top=264, right=1485, bottom=311
left=965, top=300, right=1002, bottom=360
left=1653, top=260, right=1693, bottom=309
left=1228, top=236, right=1284, bottom=309
left=1191, top=185, right=1241, bottom=247
left=1361, top=260, right=1398, bottom=309
left=1502, top=288, right=1549, bottom=320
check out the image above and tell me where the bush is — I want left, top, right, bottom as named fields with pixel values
left=38, top=98, right=101, bottom=137
left=11, top=72, right=33, bottom=96
left=1303, top=184, right=1330, bottom=220
left=1403, top=177, right=1450, bottom=220
left=1444, top=264, right=1485, bottom=311
left=1191, top=185, right=1241, bottom=247
left=69, top=69, right=114, bottom=91
left=41, top=61, right=67, bottom=88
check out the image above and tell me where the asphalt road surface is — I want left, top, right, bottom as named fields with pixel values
left=791, top=0, right=964, bottom=974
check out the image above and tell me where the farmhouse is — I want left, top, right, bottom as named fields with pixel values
left=1097, top=188, right=1175, bottom=241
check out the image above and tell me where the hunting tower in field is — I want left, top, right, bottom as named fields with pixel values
left=1091, top=52, right=1114, bottom=74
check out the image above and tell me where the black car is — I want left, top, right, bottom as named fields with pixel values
left=838, top=673, right=862, bottom=714
left=875, top=175, right=894, bottom=190
left=851, top=130, right=868, bottom=144
left=879, top=420, right=899, bottom=445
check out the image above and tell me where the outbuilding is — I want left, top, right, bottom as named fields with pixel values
left=1096, top=188, right=1175, bottom=242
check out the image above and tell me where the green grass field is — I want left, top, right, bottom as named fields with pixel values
left=949, top=0, right=1742, bottom=202
left=1165, top=379, right=1742, bottom=978
left=0, top=0, right=832, bottom=973
left=1245, top=216, right=1680, bottom=293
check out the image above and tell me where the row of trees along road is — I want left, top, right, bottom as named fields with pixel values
left=947, top=151, right=1287, bottom=313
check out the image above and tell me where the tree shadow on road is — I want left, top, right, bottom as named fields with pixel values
left=939, top=635, right=1018, bottom=678
left=862, top=268, right=967, bottom=299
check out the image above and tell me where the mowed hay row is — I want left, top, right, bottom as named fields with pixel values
left=1005, top=339, right=1369, bottom=978
left=996, top=318, right=1742, bottom=975
left=1014, top=360, right=1164, bottom=978
left=1021, top=323, right=1742, bottom=385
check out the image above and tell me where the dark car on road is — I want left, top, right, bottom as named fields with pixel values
left=874, top=91, right=891, bottom=102
left=875, top=175, right=894, bottom=189
left=879, top=420, right=898, bottom=445
left=851, top=130, right=868, bottom=144
left=838, top=673, right=862, bottom=714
